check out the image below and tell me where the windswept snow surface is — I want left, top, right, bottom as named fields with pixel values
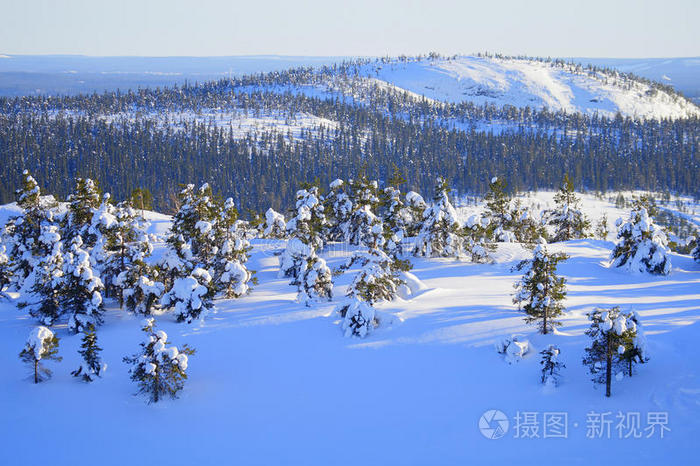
left=1, top=194, right=700, bottom=465
left=360, top=57, right=700, bottom=119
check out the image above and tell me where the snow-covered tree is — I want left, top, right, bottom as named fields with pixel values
left=6, top=170, right=58, bottom=284
left=345, top=174, right=380, bottom=246
left=213, top=198, right=254, bottom=298
left=323, top=179, right=352, bottom=242
left=117, top=263, right=165, bottom=316
left=63, top=177, right=102, bottom=247
left=262, top=208, right=287, bottom=239
left=0, top=243, right=12, bottom=298
left=583, top=307, right=642, bottom=397
left=513, top=245, right=568, bottom=334
left=692, top=237, right=700, bottom=263
left=17, top=224, right=64, bottom=325
left=62, top=236, right=105, bottom=333
left=378, top=170, right=411, bottom=258
left=547, top=175, right=590, bottom=242
left=413, top=178, right=464, bottom=258
left=540, top=345, right=565, bottom=387
left=280, top=186, right=326, bottom=284
left=483, top=176, right=515, bottom=241
left=161, top=268, right=215, bottom=324
left=405, top=190, right=427, bottom=237
left=123, top=318, right=195, bottom=403
left=616, top=311, right=649, bottom=377
left=462, top=214, right=494, bottom=263
left=71, top=324, right=105, bottom=382
left=297, top=253, right=333, bottom=306
left=611, top=207, right=671, bottom=275
left=595, top=213, right=609, bottom=240
left=19, top=326, right=61, bottom=384
left=340, top=298, right=376, bottom=338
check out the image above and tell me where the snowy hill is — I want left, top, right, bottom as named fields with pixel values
left=354, top=56, right=700, bottom=119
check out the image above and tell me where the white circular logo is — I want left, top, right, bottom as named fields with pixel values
left=479, top=409, right=509, bottom=439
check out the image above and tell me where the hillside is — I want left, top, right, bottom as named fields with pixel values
left=354, top=56, right=700, bottom=119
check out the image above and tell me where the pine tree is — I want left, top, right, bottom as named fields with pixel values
left=0, top=243, right=11, bottom=298
left=161, top=268, right=215, bottom=323
left=7, top=170, right=58, bottom=285
left=340, top=298, right=376, bottom=338
left=62, top=236, right=105, bottom=333
left=595, top=213, right=609, bottom=240
left=297, top=253, right=333, bottom=306
left=462, top=214, right=494, bottom=263
left=345, top=174, right=380, bottom=246
left=378, top=169, right=411, bottom=258
left=17, top=224, right=64, bottom=325
left=123, top=318, right=195, bottom=403
left=611, top=207, right=671, bottom=275
left=71, top=324, right=105, bottom=382
left=19, top=326, right=61, bottom=384
left=583, top=307, right=641, bottom=397
left=405, top=190, right=427, bottom=237
left=213, top=198, right=254, bottom=298
left=483, top=176, right=514, bottom=241
left=413, top=178, right=464, bottom=258
left=547, top=175, right=590, bottom=242
left=692, top=238, right=700, bottom=263
left=262, top=207, right=287, bottom=239
left=323, top=179, right=352, bottom=242
left=540, top=345, right=565, bottom=386
left=64, top=177, right=102, bottom=247
left=616, top=311, right=649, bottom=377
left=513, top=245, right=568, bottom=334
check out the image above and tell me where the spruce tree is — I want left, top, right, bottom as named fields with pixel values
left=483, top=176, right=515, bottom=241
left=323, top=179, right=352, bottom=242
left=692, top=238, right=700, bottom=263
left=0, top=243, right=11, bottom=298
left=378, top=169, right=411, bottom=258
left=62, top=236, right=105, bottom=333
left=595, top=213, right=609, bottom=240
left=213, top=198, right=254, bottom=298
left=19, top=326, right=61, bottom=384
left=583, top=307, right=641, bottom=397
left=71, top=324, right=105, bottom=382
left=64, top=177, right=102, bottom=247
left=17, top=224, right=64, bottom=325
left=547, top=174, right=590, bottom=242
left=297, top=253, right=333, bottom=306
left=117, top=262, right=165, bottom=315
left=123, top=318, right=195, bottom=403
left=413, top=178, right=464, bottom=258
left=540, top=345, right=565, bottom=386
left=7, top=170, right=58, bottom=285
left=405, top=190, right=427, bottom=237
left=262, top=208, right=287, bottom=239
left=345, top=174, right=380, bottom=246
left=616, top=311, right=649, bottom=377
left=161, top=268, right=215, bottom=323
left=513, top=245, right=568, bottom=334
left=611, top=207, right=671, bottom=275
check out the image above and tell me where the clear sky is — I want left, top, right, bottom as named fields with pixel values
left=1, top=0, right=698, bottom=58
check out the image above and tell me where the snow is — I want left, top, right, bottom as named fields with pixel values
left=25, top=326, right=54, bottom=360
left=1, top=192, right=700, bottom=464
left=359, top=56, right=700, bottom=120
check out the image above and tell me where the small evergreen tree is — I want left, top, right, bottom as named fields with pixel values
left=7, top=170, right=58, bottom=285
left=280, top=186, right=326, bottom=284
left=583, top=307, right=640, bottom=397
left=123, top=318, right=195, bottom=403
left=689, top=236, right=700, bottom=263
left=213, top=198, right=254, bottom=298
left=323, top=179, right=352, bottom=242
left=405, top=191, right=427, bottom=237
left=513, top=245, right=568, bottom=334
left=547, top=174, right=590, bottom=242
left=340, top=298, right=376, bottom=338
left=540, top=345, right=565, bottom=386
left=413, top=178, right=464, bottom=258
left=345, top=174, right=380, bottom=246
left=297, top=253, right=333, bottom=306
left=71, top=324, right=105, bottom=382
left=17, top=224, right=64, bottom=325
left=595, top=213, right=609, bottom=240
left=161, top=268, right=215, bottom=323
left=616, top=311, right=649, bottom=377
left=0, top=243, right=12, bottom=298
left=611, top=208, right=671, bottom=275
left=62, top=236, right=105, bottom=333
left=483, top=176, right=515, bottom=241
left=117, top=263, right=165, bottom=315
left=64, top=177, right=102, bottom=247
left=263, top=208, right=287, bottom=239
left=19, top=326, right=61, bottom=384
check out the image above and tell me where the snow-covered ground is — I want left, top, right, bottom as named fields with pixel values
left=359, top=57, right=700, bottom=119
left=1, top=193, right=699, bottom=465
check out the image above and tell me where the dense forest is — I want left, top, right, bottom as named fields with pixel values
left=0, top=55, right=697, bottom=213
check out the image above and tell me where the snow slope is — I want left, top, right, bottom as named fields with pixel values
left=359, top=56, right=700, bottom=119
left=1, top=195, right=699, bottom=465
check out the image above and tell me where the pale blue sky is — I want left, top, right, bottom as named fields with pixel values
left=1, top=0, right=698, bottom=57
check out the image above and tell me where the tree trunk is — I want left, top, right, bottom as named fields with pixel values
left=34, top=359, right=38, bottom=384
left=628, top=358, right=633, bottom=377
left=605, top=333, right=612, bottom=397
